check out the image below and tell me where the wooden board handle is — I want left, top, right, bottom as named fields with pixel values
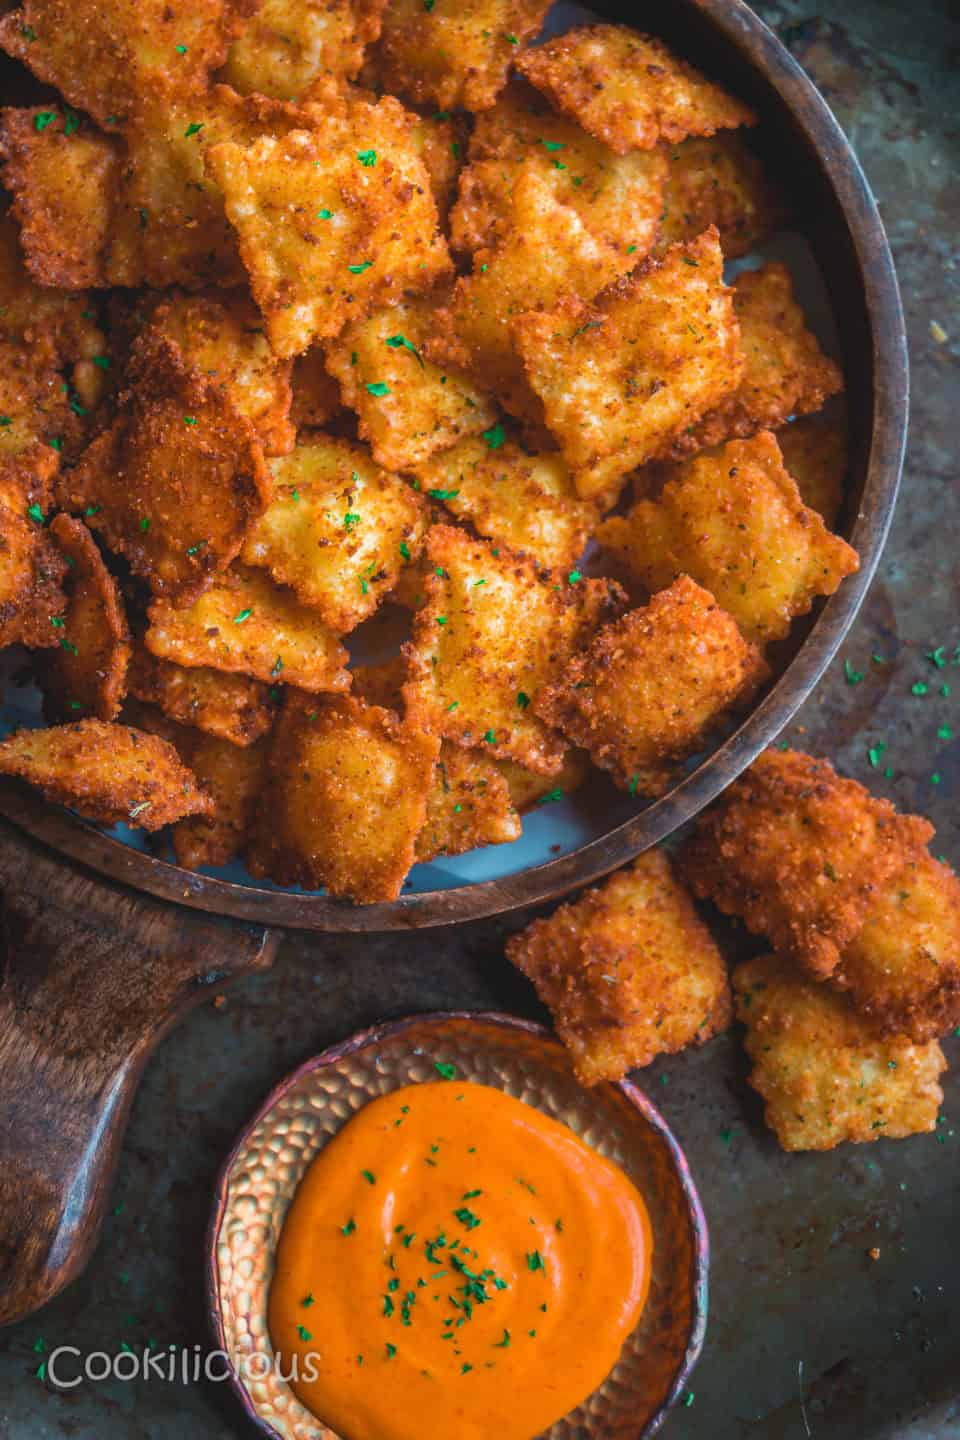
left=0, top=820, right=277, bottom=1326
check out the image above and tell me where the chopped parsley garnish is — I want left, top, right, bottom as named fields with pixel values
left=526, top=1250, right=545, bottom=1272
left=26, top=503, right=46, bottom=525
left=567, top=569, right=582, bottom=584
left=494, top=1329, right=511, bottom=1348
left=362, top=1169, right=376, bottom=1184
left=844, top=658, right=864, bottom=685
left=175, top=43, right=188, bottom=53
left=271, top=655, right=283, bottom=677
left=296, top=1324, right=312, bottom=1341
left=399, top=541, right=411, bottom=560
left=434, top=1061, right=457, bottom=1079
left=517, top=691, right=530, bottom=708
left=344, top=511, right=361, bottom=529
left=911, top=681, right=929, bottom=696
left=453, top=1207, right=481, bottom=1230
left=348, top=259, right=373, bottom=274
left=301, top=1293, right=315, bottom=1307
left=184, top=122, right=204, bottom=137
left=33, top=112, right=56, bottom=133
left=366, top=381, right=390, bottom=396
left=233, top=608, right=253, bottom=624
left=357, top=149, right=378, bottom=167
left=317, top=208, right=334, bottom=220
left=139, top=517, right=150, bottom=532
left=63, top=109, right=80, bottom=136
left=386, top=1343, right=397, bottom=1358
left=385, top=333, right=424, bottom=366
left=628, top=775, right=640, bottom=796
left=482, top=421, right=505, bottom=450
left=183, top=415, right=197, bottom=425
left=483, top=729, right=496, bottom=744
left=535, top=788, right=562, bottom=805
left=428, top=488, right=459, bottom=500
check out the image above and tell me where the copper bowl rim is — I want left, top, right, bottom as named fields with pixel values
left=0, top=0, right=908, bottom=932
left=204, top=1010, right=710, bottom=1440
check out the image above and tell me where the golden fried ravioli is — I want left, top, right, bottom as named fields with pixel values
left=412, top=431, right=599, bottom=572
left=776, top=412, right=848, bottom=527
left=0, top=719, right=212, bottom=830
left=734, top=953, right=945, bottom=1152
left=535, top=576, right=768, bottom=795
left=403, top=525, right=625, bottom=775
left=325, top=293, right=497, bottom=474
left=681, top=749, right=935, bottom=979
left=657, top=132, right=787, bottom=258
left=127, top=648, right=277, bottom=747
left=43, top=514, right=131, bottom=723
left=242, top=434, right=428, bottom=633
left=247, top=690, right=439, bottom=901
left=507, top=849, right=732, bottom=1085
left=596, top=431, right=859, bottom=646
left=512, top=227, right=743, bottom=501
left=373, top=0, right=551, bottom=112
left=145, top=565, right=350, bottom=694
left=831, top=851, right=960, bottom=1043
left=516, top=24, right=755, bottom=153
left=661, top=262, right=843, bottom=459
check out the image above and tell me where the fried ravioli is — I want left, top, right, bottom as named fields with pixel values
left=402, top=525, right=625, bottom=775
left=596, top=431, right=859, bottom=646
left=734, top=953, right=945, bottom=1152
left=681, top=749, right=935, bottom=978
left=0, top=718, right=213, bottom=830
left=535, top=576, right=768, bottom=795
left=512, top=227, right=743, bottom=501
left=43, top=514, right=131, bottom=722
left=507, top=849, right=732, bottom=1085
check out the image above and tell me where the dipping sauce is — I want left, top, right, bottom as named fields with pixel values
left=269, top=1078, right=652, bottom=1440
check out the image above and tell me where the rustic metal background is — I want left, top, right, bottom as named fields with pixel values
left=1, top=0, right=958, bottom=1436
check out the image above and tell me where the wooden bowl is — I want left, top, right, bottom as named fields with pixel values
left=206, top=1013, right=709, bottom=1440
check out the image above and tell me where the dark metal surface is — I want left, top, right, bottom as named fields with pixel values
left=0, top=0, right=908, bottom=931
left=1, top=0, right=958, bottom=1437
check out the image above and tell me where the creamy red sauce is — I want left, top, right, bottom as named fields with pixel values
left=269, top=1078, right=652, bottom=1440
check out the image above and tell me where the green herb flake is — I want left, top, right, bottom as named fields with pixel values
left=867, top=742, right=886, bottom=768
left=482, top=421, right=505, bottom=450
left=385, top=333, right=424, bottom=367
left=927, top=646, right=947, bottom=668
left=357, top=149, right=378, bottom=167
left=26, top=503, right=46, bottom=525
left=362, top=1169, right=376, bottom=1185
left=912, top=681, right=929, bottom=696
left=63, top=108, right=80, bottom=136
left=399, top=540, right=411, bottom=560
left=386, top=1342, right=397, bottom=1358
left=317, top=208, right=334, bottom=220
left=349, top=259, right=374, bottom=275
left=844, top=658, right=864, bottom=685
left=183, top=415, right=197, bottom=425
left=301, top=1293, right=315, bottom=1307
left=453, top=1207, right=481, bottom=1230
left=526, top=1250, right=545, bottom=1273
left=184, top=122, right=205, bottom=137
left=483, top=729, right=496, bottom=744
left=233, top=608, right=253, bottom=624
left=175, top=43, right=188, bottom=53
left=428, top=487, right=460, bottom=500
left=494, top=1329, right=511, bottom=1348
left=366, top=381, right=390, bottom=396
left=139, top=516, right=150, bottom=532
left=434, top=1061, right=457, bottom=1079
left=33, top=111, right=57, bottom=133
left=344, top=511, right=361, bottom=529
left=296, top=1324, right=312, bottom=1341
left=567, top=569, right=582, bottom=585
left=517, top=691, right=530, bottom=709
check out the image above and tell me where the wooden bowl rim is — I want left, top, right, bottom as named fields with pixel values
left=0, top=0, right=908, bottom=931
left=204, top=1010, right=710, bottom=1440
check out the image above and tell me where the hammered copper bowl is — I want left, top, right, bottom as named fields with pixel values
left=206, top=1014, right=708, bottom=1440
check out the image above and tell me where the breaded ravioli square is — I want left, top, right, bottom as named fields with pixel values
left=0, top=0, right=245, bottom=130
left=512, top=227, right=743, bottom=501
left=325, top=294, right=497, bottom=474
left=734, top=954, right=945, bottom=1152
left=776, top=413, right=848, bottom=528
left=403, top=525, right=625, bottom=775
left=596, top=431, right=859, bottom=647
left=61, top=331, right=271, bottom=605
left=42, top=515, right=131, bottom=723
left=516, top=24, right=755, bottom=154
left=506, top=849, right=732, bottom=1085
left=247, top=690, right=439, bottom=901
left=206, top=96, right=451, bottom=358
left=451, top=77, right=667, bottom=263
left=831, top=852, right=960, bottom=1044
left=412, top=431, right=599, bottom=572
left=430, top=164, right=626, bottom=423
left=373, top=0, right=551, bottom=113
left=0, top=108, right=133, bottom=289
left=126, top=700, right=268, bottom=870
left=662, top=262, right=843, bottom=459
left=0, top=719, right=212, bottom=831
left=417, top=743, right=522, bottom=862
left=681, top=749, right=935, bottom=979
left=0, top=463, right=67, bottom=652
left=657, top=132, right=788, bottom=259
left=143, top=291, right=294, bottom=457
left=241, top=434, right=428, bottom=633
left=221, top=0, right=386, bottom=99
left=535, top=576, right=768, bottom=796
left=127, top=648, right=277, bottom=747
left=145, top=565, right=350, bottom=694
